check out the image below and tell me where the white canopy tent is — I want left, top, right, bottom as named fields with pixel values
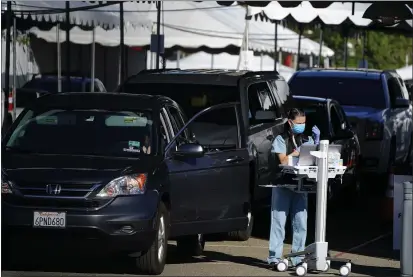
left=28, top=1, right=334, bottom=57
left=158, top=52, right=296, bottom=81
left=8, top=1, right=152, bottom=29
left=396, top=65, right=413, bottom=81
left=248, top=1, right=412, bottom=29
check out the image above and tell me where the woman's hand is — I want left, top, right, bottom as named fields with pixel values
left=290, top=150, right=300, bottom=157
left=312, top=125, right=321, bottom=144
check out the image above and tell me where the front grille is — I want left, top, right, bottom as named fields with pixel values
left=5, top=182, right=111, bottom=210
left=16, top=182, right=97, bottom=198
left=4, top=195, right=111, bottom=210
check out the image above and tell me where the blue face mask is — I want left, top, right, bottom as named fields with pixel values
left=291, top=123, right=306, bottom=134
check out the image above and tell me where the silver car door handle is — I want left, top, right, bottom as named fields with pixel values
left=226, top=156, right=244, bottom=163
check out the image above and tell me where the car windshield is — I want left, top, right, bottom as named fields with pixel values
left=123, top=83, right=239, bottom=124
left=289, top=76, right=386, bottom=109
left=5, top=109, right=154, bottom=157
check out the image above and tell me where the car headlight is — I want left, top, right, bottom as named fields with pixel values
left=96, top=174, right=147, bottom=198
left=1, top=180, right=14, bottom=194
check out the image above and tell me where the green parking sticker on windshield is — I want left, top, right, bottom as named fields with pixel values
left=36, top=116, right=58, bottom=125
left=129, top=141, right=140, bottom=148
left=124, top=117, right=138, bottom=124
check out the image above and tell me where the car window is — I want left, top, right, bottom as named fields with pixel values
left=160, top=112, right=171, bottom=150
left=397, top=77, right=410, bottom=100
left=269, top=79, right=294, bottom=116
left=6, top=109, right=154, bottom=157
left=289, top=76, right=386, bottom=109
left=387, top=77, right=405, bottom=107
left=247, top=82, right=278, bottom=126
left=191, top=106, right=240, bottom=151
left=330, top=105, right=342, bottom=136
left=166, top=105, right=189, bottom=144
left=122, top=83, right=239, bottom=119
left=296, top=102, right=329, bottom=138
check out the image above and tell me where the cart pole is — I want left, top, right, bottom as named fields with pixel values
left=315, top=140, right=329, bottom=243
left=400, top=181, right=412, bottom=277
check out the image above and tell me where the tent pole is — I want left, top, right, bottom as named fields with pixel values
left=91, top=28, right=96, bottom=92
left=12, top=17, right=17, bottom=121
left=297, top=24, right=303, bottom=71
left=120, top=2, right=125, bottom=83
left=4, top=1, right=12, bottom=119
left=57, top=24, right=62, bottom=92
left=65, top=1, right=70, bottom=90
left=318, top=25, right=324, bottom=67
left=156, top=1, right=161, bottom=69
left=274, top=21, right=278, bottom=71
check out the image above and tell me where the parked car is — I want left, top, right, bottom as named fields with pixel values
left=4, top=73, right=107, bottom=120
left=293, top=95, right=361, bottom=200
left=288, top=68, right=413, bottom=195
left=22, top=72, right=107, bottom=94
left=117, top=69, right=295, bottom=236
left=2, top=92, right=251, bottom=275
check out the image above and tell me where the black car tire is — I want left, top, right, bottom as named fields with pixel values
left=228, top=211, right=254, bottom=241
left=136, top=202, right=168, bottom=275
left=176, top=234, right=205, bottom=256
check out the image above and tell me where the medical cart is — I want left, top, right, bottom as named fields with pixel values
left=262, top=140, right=352, bottom=276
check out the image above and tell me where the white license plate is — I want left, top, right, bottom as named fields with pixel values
left=33, top=211, right=66, bottom=228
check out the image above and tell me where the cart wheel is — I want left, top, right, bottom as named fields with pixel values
left=296, top=263, right=307, bottom=276
left=339, top=265, right=351, bottom=276
left=276, top=261, right=288, bottom=272
left=323, top=260, right=330, bottom=272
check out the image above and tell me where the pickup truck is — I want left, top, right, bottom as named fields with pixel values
left=288, top=68, right=413, bottom=195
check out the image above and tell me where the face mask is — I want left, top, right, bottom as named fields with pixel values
left=291, top=122, right=305, bottom=134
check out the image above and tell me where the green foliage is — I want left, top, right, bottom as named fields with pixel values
left=290, top=24, right=412, bottom=70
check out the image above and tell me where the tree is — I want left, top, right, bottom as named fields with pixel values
left=290, top=24, right=412, bottom=70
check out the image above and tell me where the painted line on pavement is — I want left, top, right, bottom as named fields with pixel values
left=334, top=232, right=391, bottom=258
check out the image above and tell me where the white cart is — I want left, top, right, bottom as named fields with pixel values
left=263, top=140, right=352, bottom=276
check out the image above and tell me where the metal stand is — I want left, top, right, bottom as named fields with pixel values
left=400, top=181, right=412, bottom=277
left=275, top=140, right=352, bottom=276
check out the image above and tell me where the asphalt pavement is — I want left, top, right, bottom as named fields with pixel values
left=2, top=196, right=400, bottom=276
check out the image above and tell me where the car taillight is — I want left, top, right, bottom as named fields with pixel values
left=365, top=121, right=383, bottom=140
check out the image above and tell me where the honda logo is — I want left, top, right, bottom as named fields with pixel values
left=45, top=184, right=62, bottom=195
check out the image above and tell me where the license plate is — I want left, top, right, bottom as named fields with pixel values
left=33, top=211, right=66, bottom=228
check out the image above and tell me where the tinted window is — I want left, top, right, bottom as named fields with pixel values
left=6, top=109, right=154, bottom=157
left=191, top=106, right=239, bottom=150
left=248, top=82, right=278, bottom=125
left=123, top=83, right=239, bottom=123
left=289, top=76, right=386, bottom=109
left=295, top=101, right=329, bottom=138
left=15, top=89, right=38, bottom=108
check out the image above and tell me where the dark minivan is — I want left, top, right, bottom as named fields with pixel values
left=2, top=92, right=252, bottom=275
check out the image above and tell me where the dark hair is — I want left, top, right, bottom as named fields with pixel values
left=284, top=108, right=306, bottom=149
left=287, top=108, right=305, bottom=120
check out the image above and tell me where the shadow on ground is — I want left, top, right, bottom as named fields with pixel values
left=249, top=191, right=398, bottom=262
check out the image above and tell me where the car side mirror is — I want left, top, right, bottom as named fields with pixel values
left=332, top=128, right=354, bottom=141
left=394, top=98, right=410, bottom=108
left=173, top=143, right=204, bottom=159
